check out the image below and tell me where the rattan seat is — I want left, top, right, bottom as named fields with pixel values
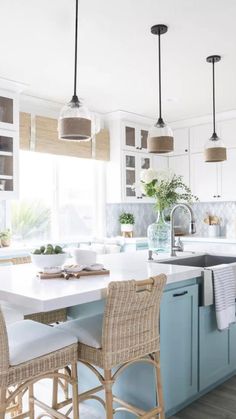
left=0, top=308, right=79, bottom=419
left=57, top=275, right=167, bottom=419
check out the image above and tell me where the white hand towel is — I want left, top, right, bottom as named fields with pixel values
left=211, top=264, right=236, bottom=331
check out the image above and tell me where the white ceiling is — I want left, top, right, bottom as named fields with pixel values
left=1, top=0, right=236, bottom=121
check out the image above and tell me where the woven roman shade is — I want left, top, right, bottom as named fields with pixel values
left=94, top=128, right=110, bottom=161
left=35, top=116, right=92, bottom=159
left=19, top=113, right=110, bottom=161
left=19, top=112, right=31, bottom=150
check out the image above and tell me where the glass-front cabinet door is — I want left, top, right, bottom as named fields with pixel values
left=123, top=122, right=149, bottom=152
left=123, top=152, right=154, bottom=202
left=0, top=129, right=18, bottom=198
left=0, top=90, right=18, bottom=131
left=124, top=152, right=137, bottom=200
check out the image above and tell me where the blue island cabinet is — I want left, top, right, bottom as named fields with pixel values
left=160, top=284, right=198, bottom=416
left=199, top=306, right=231, bottom=391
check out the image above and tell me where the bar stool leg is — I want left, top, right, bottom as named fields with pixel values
left=71, top=363, right=79, bottom=419
left=28, top=384, right=35, bottom=419
left=52, top=375, right=59, bottom=410
left=154, top=352, right=165, bottom=419
left=0, top=387, right=7, bottom=419
left=104, top=370, right=113, bottom=419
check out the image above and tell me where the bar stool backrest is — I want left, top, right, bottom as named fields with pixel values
left=102, top=274, right=167, bottom=369
left=0, top=307, right=10, bottom=375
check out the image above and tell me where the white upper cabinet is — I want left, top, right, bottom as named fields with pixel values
left=220, top=148, right=236, bottom=200
left=190, top=153, right=219, bottom=201
left=218, top=119, right=236, bottom=148
left=170, top=127, right=189, bottom=156
left=122, top=151, right=154, bottom=202
left=169, top=155, right=190, bottom=186
left=189, top=123, right=213, bottom=153
left=0, top=89, right=19, bottom=132
left=152, top=155, right=168, bottom=171
left=122, top=121, right=149, bottom=152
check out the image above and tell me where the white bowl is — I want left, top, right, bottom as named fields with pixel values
left=31, top=253, right=67, bottom=270
left=73, top=249, right=96, bottom=266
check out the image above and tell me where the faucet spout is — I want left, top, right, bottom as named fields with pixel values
left=170, top=203, right=196, bottom=257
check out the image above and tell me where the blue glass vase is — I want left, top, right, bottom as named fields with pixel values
left=147, top=210, right=171, bottom=253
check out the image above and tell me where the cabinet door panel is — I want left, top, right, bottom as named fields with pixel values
left=160, top=284, right=198, bottom=412
left=190, top=124, right=212, bottom=153
left=229, top=313, right=236, bottom=371
left=169, top=155, right=189, bottom=186
left=199, top=306, right=230, bottom=391
left=220, top=148, right=236, bottom=201
left=171, top=127, right=189, bottom=156
left=190, top=153, right=218, bottom=201
left=152, top=155, right=168, bottom=171
left=218, top=119, right=236, bottom=148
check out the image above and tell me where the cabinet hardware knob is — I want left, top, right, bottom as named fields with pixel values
left=217, top=195, right=221, bottom=198
left=185, top=149, right=188, bottom=152
left=213, top=195, right=216, bottom=198
left=173, top=291, right=188, bottom=297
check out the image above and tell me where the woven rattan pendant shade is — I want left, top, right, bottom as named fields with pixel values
left=147, top=24, right=174, bottom=154
left=59, top=115, right=91, bottom=141
left=205, top=55, right=227, bottom=163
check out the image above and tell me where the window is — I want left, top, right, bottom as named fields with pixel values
left=11, top=151, right=106, bottom=245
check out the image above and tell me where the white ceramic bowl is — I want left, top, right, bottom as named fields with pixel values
left=31, top=253, right=67, bottom=270
left=73, top=249, right=97, bottom=266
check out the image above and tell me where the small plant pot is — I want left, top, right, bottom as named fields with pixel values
left=208, top=225, right=220, bottom=238
left=121, top=224, right=134, bottom=238
left=1, top=238, right=10, bottom=247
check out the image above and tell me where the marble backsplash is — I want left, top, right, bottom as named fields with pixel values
left=106, top=201, right=236, bottom=238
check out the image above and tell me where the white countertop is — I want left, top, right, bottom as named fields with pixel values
left=0, top=251, right=202, bottom=313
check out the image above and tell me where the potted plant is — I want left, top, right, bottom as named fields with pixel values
left=140, top=169, right=198, bottom=252
left=119, top=213, right=135, bottom=237
left=0, top=229, right=11, bottom=247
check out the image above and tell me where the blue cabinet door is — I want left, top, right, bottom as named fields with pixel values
left=199, top=305, right=230, bottom=391
left=228, top=304, right=236, bottom=372
left=160, top=284, right=198, bottom=414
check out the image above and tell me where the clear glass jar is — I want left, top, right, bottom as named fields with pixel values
left=147, top=210, right=171, bottom=252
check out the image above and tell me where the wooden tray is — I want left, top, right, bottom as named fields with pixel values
left=37, top=269, right=110, bottom=280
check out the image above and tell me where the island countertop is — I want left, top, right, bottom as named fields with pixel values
left=0, top=250, right=202, bottom=313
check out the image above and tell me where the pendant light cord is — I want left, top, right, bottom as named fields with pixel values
left=158, top=31, right=163, bottom=122
left=73, top=0, right=79, bottom=101
left=212, top=59, right=216, bottom=135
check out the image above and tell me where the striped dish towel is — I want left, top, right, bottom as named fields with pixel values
left=211, top=264, right=236, bottom=331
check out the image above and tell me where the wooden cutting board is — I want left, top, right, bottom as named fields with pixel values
left=37, top=269, right=110, bottom=280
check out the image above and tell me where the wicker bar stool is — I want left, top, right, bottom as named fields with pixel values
left=0, top=307, right=79, bottom=419
left=57, top=274, right=167, bottom=418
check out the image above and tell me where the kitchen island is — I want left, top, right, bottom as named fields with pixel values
left=0, top=250, right=235, bottom=417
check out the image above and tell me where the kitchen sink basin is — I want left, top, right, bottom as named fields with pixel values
left=159, top=253, right=236, bottom=306
left=159, top=254, right=236, bottom=268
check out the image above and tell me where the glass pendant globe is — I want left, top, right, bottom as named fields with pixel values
left=58, top=98, right=92, bottom=141
left=204, top=134, right=227, bottom=162
left=147, top=119, right=174, bottom=153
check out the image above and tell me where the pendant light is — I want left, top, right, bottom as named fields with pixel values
left=205, top=55, right=227, bottom=162
left=58, top=0, right=91, bottom=141
left=147, top=24, right=174, bottom=154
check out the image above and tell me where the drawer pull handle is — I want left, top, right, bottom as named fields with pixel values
left=173, top=291, right=188, bottom=297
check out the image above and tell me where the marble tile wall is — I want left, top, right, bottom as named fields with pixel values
left=106, top=202, right=236, bottom=238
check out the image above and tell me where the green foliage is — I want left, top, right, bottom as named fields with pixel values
left=11, top=201, right=51, bottom=240
left=119, top=212, right=135, bottom=225
left=141, top=172, right=198, bottom=212
left=0, top=229, right=11, bottom=240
